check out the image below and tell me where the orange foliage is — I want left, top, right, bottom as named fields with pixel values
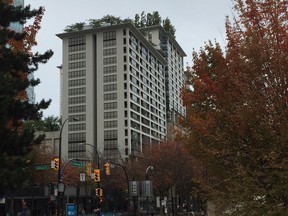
left=127, top=141, right=195, bottom=197
left=180, top=0, right=288, bottom=213
left=62, top=164, right=82, bottom=186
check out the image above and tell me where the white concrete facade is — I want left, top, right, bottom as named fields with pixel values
left=57, top=23, right=185, bottom=161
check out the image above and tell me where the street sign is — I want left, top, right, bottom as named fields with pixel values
left=80, top=173, right=85, bottom=182
left=129, top=181, right=139, bottom=197
left=66, top=203, right=77, bottom=216
left=142, top=180, right=153, bottom=197
left=35, top=164, right=50, bottom=170
left=51, top=160, right=55, bottom=169
left=91, top=173, right=95, bottom=180
left=72, top=161, right=84, bottom=167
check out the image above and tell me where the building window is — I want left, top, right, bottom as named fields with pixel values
left=103, top=40, right=116, bottom=47
left=68, top=151, right=85, bottom=159
left=103, top=48, right=117, bottom=56
left=68, top=105, right=86, bottom=113
left=68, top=44, right=86, bottom=52
left=142, top=117, right=150, bottom=126
left=104, top=75, right=117, bottom=83
left=68, top=132, right=86, bottom=142
left=68, top=123, right=86, bottom=131
left=104, top=139, right=118, bottom=149
left=104, top=111, right=117, bottom=119
left=131, top=121, right=140, bottom=130
left=68, top=96, right=86, bottom=104
left=68, top=70, right=86, bottom=78
left=69, top=61, right=86, bottom=70
left=104, top=93, right=117, bottom=101
left=68, top=79, right=86, bottom=87
left=69, top=35, right=86, bottom=46
left=131, top=111, right=140, bottom=121
left=69, top=114, right=86, bottom=121
left=104, top=57, right=117, bottom=65
left=104, top=120, right=117, bottom=128
left=68, top=87, right=86, bottom=96
left=103, top=30, right=116, bottom=40
left=69, top=52, right=86, bottom=61
left=104, top=84, right=117, bottom=92
left=131, top=103, right=140, bottom=112
left=104, top=102, right=117, bottom=110
left=104, top=149, right=119, bottom=158
left=103, top=66, right=117, bottom=74
left=104, top=130, right=117, bottom=139
left=142, top=125, right=150, bottom=134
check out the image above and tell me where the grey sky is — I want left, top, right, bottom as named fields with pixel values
left=25, top=0, right=233, bottom=117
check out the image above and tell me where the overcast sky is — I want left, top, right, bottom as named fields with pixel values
left=24, top=0, right=234, bottom=117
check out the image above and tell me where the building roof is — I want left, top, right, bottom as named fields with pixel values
left=139, top=25, right=187, bottom=57
left=56, top=22, right=167, bottom=65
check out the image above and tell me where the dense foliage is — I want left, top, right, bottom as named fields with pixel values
left=180, top=0, right=288, bottom=215
left=64, top=11, right=176, bottom=36
left=0, top=0, right=53, bottom=193
left=30, top=115, right=60, bottom=132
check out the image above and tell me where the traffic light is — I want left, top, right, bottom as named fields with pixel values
left=104, top=162, right=110, bottom=175
left=95, top=188, right=103, bottom=196
left=54, top=158, right=59, bottom=171
left=94, top=169, right=100, bottom=182
left=99, top=197, right=103, bottom=206
left=86, top=162, right=92, bottom=176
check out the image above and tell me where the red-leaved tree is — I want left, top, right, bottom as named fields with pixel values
left=180, top=0, right=288, bottom=215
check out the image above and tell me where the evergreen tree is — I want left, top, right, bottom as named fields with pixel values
left=28, top=115, right=60, bottom=132
left=0, top=0, right=53, bottom=193
left=163, top=17, right=176, bottom=36
left=64, top=12, right=176, bottom=36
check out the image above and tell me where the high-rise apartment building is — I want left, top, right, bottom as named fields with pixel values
left=57, top=22, right=186, bottom=161
left=140, top=26, right=186, bottom=140
left=10, top=0, right=24, bottom=32
left=10, top=0, right=36, bottom=104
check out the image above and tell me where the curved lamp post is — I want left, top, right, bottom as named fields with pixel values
left=145, top=166, right=154, bottom=216
left=145, top=166, right=154, bottom=180
left=57, top=117, right=79, bottom=214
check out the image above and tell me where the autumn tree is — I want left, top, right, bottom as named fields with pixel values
left=30, top=145, right=57, bottom=185
left=0, top=0, right=53, bottom=194
left=180, top=0, right=288, bottom=215
left=124, top=141, right=196, bottom=213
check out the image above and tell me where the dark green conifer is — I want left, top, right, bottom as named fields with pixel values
left=0, top=0, right=53, bottom=193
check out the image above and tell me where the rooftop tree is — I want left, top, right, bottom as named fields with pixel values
left=180, top=0, right=288, bottom=215
left=64, top=12, right=176, bottom=36
left=0, top=0, right=53, bottom=194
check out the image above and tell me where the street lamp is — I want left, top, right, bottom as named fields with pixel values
left=145, top=166, right=154, bottom=180
left=145, top=166, right=153, bottom=216
left=57, top=117, right=79, bottom=214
